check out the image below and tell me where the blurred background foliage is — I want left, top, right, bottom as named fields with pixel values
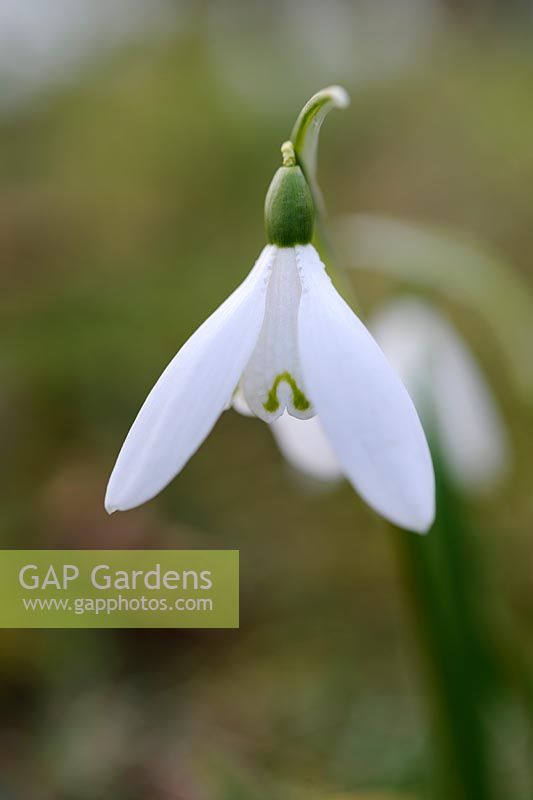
left=1, top=0, right=533, bottom=797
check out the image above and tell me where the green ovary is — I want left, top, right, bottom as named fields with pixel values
left=263, top=372, right=310, bottom=413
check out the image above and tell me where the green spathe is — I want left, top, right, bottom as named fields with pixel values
left=264, top=143, right=314, bottom=247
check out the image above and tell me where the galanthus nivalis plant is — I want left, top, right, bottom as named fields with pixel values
left=105, top=87, right=435, bottom=533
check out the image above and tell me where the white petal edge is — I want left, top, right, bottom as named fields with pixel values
left=370, top=299, right=509, bottom=491
left=105, top=246, right=275, bottom=513
left=270, top=412, right=343, bottom=483
left=295, top=245, right=435, bottom=533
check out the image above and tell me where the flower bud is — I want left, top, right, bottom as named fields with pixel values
left=264, top=141, right=314, bottom=247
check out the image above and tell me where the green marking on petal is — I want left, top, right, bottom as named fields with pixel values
left=263, top=372, right=311, bottom=413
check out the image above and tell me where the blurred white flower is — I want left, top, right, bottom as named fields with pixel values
left=371, top=299, right=509, bottom=490
left=272, top=298, right=509, bottom=494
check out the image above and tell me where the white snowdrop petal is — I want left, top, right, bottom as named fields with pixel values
left=270, top=412, right=342, bottom=482
left=105, top=246, right=275, bottom=513
left=371, top=299, right=509, bottom=490
left=242, top=247, right=314, bottom=422
left=296, top=244, right=435, bottom=533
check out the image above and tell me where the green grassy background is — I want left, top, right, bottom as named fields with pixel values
left=1, top=2, right=532, bottom=797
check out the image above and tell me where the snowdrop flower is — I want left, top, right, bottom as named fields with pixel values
left=105, top=140, right=434, bottom=532
left=273, top=298, right=508, bottom=494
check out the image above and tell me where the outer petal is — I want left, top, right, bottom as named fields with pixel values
left=270, top=412, right=342, bottom=483
left=295, top=245, right=435, bottom=533
left=105, top=246, right=275, bottom=513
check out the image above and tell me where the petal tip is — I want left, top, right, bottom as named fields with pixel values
left=104, top=495, right=119, bottom=515
left=384, top=500, right=435, bottom=535
left=411, top=512, right=435, bottom=535
left=104, top=481, right=123, bottom=514
left=407, top=486, right=436, bottom=535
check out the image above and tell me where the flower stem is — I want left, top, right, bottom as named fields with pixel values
left=394, top=457, right=495, bottom=800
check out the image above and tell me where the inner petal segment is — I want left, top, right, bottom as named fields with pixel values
left=241, top=248, right=314, bottom=422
